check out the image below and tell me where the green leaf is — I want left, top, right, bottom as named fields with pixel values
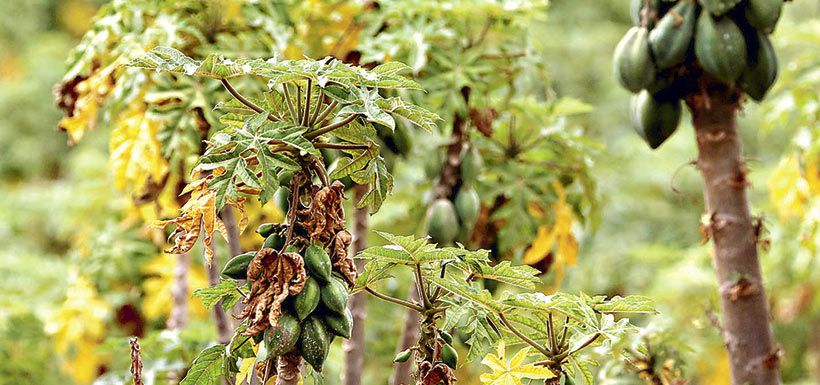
left=193, top=279, right=243, bottom=310
left=430, top=276, right=503, bottom=313
left=357, top=232, right=458, bottom=265
left=452, top=260, right=541, bottom=289
left=128, top=47, right=259, bottom=79
left=591, top=295, right=657, bottom=314
left=180, top=345, right=227, bottom=385
left=352, top=260, right=397, bottom=293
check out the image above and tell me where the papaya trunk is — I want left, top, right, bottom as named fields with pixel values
left=342, top=185, right=369, bottom=385
left=688, top=85, right=780, bottom=385
left=167, top=252, right=190, bottom=330
left=390, top=287, right=420, bottom=385
left=275, top=353, right=302, bottom=385
left=206, top=242, right=232, bottom=344
left=220, top=206, right=243, bottom=257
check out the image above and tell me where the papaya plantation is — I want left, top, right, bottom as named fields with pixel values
left=0, top=1, right=817, bottom=385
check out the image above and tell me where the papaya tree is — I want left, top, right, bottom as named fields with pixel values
left=612, top=0, right=787, bottom=383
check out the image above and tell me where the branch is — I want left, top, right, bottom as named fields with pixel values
left=306, top=114, right=358, bottom=139
left=315, top=142, right=371, bottom=151
left=312, top=100, right=338, bottom=127
left=296, top=85, right=303, bottom=124
left=221, top=78, right=274, bottom=121
left=498, top=312, right=550, bottom=357
left=301, top=79, right=312, bottom=127
left=413, top=264, right=432, bottom=310
left=364, top=286, right=423, bottom=312
left=282, top=83, right=299, bottom=122
left=308, top=87, right=324, bottom=127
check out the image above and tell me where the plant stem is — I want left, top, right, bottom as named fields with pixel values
left=498, top=312, right=550, bottom=357
left=308, top=90, right=325, bottom=127
left=220, top=78, right=274, bottom=121
left=296, top=85, right=303, bottom=124
left=314, top=142, right=370, bottom=151
left=301, top=80, right=312, bottom=127
left=306, top=114, right=358, bottom=140
left=282, top=83, right=299, bottom=122
left=414, top=264, right=431, bottom=310
left=312, top=100, right=338, bottom=128
left=364, top=287, right=423, bottom=312
left=205, top=241, right=232, bottom=344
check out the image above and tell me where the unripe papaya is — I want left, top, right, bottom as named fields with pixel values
left=305, top=243, right=332, bottom=284
left=257, top=223, right=277, bottom=238
left=221, top=251, right=256, bottom=279
left=323, top=308, right=352, bottom=339
left=262, top=232, right=285, bottom=250
left=441, top=343, right=458, bottom=369
left=460, top=147, right=483, bottom=183
left=320, top=276, right=349, bottom=315
left=426, top=199, right=460, bottom=245
left=393, top=349, right=413, bottom=363
left=300, top=316, right=330, bottom=371
left=739, top=31, right=778, bottom=102
left=294, top=277, right=321, bottom=320
left=744, top=0, right=782, bottom=34
left=424, top=149, right=443, bottom=179
left=277, top=170, right=293, bottom=186
left=265, top=313, right=300, bottom=358
left=695, top=13, right=747, bottom=84
left=274, top=186, right=291, bottom=213
left=440, top=331, right=454, bottom=344
left=700, top=0, right=742, bottom=15
left=630, top=90, right=681, bottom=149
left=613, top=27, right=657, bottom=93
left=649, top=0, right=697, bottom=69
left=454, top=186, right=480, bottom=231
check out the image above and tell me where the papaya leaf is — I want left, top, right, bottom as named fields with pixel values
left=352, top=260, right=397, bottom=293
left=180, top=344, right=227, bottom=385
left=193, top=279, right=243, bottom=311
left=590, top=295, right=657, bottom=314
left=450, top=260, right=541, bottom=290
left=430, top=276, right=503, bottom=313
left=358, top=232, right=458, bottom=265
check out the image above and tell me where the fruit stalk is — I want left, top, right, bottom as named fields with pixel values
left=343, top=185, right=369, bottom=385
left=687, top=84, right=780, bottom=385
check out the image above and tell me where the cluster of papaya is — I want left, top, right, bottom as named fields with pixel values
left=393, top=331, right=458, bottom=370
left=222, top=224, right=352, bottom=371
left=425, top=145, right=483, bottom=245
left=614, top=0, right=782, bottom=148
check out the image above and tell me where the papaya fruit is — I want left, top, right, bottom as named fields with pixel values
left=613, top=27, right=657, bottom=93
left=441, top=343, right=458, bottom=369
left=305, top=243, right=332, bottom=283
left=739, top=31, right=778, bottom=102
left=392, top=121, right=414, bottom=156
left=630, top=90, right=681, bottom=149
left=648, top=0, right=697, bottom=69
left=277, top=170, right=293, bottom=186
left=265, top=313, right=300, bottom=358
left=300, top=316, right=330, bottom=371
left=454, top=186, right=480, bottom=231
left=695, top=13, right=747, bottom=84
left=257, top=223, right=277, bottom=238
left=262, top=232, right=285, bottom=250
left=425, top=199, right=460, bottom=245
left=744, top=0, right=782, bottom=34
left=295, top=277, right=321, bottom=320
left=423, top=149, right=443, bottom=179
left=440, top=331, right=454, bottom=344
left=221, top=251, right=256, bottom=279
left=393, top=349, right=413, bottom=363
left=320, top=276, right=349, bottom=315
left=460, top=146, right=483, bottom=183
left=630, top=0, right=660, bottom=27
left=274, top=186, right=291, bottom=214
left=323, top=308, right=352, bottom=339
left=700, top=0, right=742, bottom=15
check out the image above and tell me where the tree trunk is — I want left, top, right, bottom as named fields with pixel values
left=206, top=242, right=232, bottom=344
left=167, top=252, right=190, bottom=330
left=342, top=185, right=369, bottom=385
left=390, top=287, right=420, bottom=385
left=275, top=353, right=302, bottom=385
left=220, top=205, right=243, bottom=257
left=688, top=84, right=781, bottom=385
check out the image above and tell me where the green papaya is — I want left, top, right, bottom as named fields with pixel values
left=454, top=186, right=480, bottom=230
left=265, top=313, right=300, bottom=358
left=300, top=316, right=330, bottom=371
left=648, top=0, right=697, bottom=69
left=440, top=331, right=454, bottom=344
left=262, top=232, right=285, bottom=250
left=274, top=186, right=291, bottom=214
left=424, top=149, right=443, bottom=179
left=393, top=349, right=413, bottom=363
left=700, top=0, right=742, bottom=15
left=630, top=90, right=682, bottom=149
left=257, top=223, right=277, bottom=238
left=613, top=27, right=657, bottom=93
left=739, top=31, right=778, bottom=102
left=744, top=0, right=782, bottom=34
left=426, top=199, right=460, bottom=245
left=441, top=343, right=458, bottom=369
left=294, top=277, right=321, bottom=320
left=320, top=276, right=349, bottom=315
left=323, top=308, right=352, bottom=339
left=460, top=146, right=483, bottom=183
left=305, top=243, right=332, bottom=283
left=630, top=0, right=660, bottom=27
left=277, top=170, right=293, bottom=186
left=221, top=251, right=256, bottom=279
left=695, top=13, right=747, bottom=84
left=392, top=122, right=414, bottom=156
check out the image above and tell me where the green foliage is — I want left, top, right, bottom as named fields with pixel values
left=193, top=279, right=243, bottom=311
left=180, top=344, right=227, bottom=385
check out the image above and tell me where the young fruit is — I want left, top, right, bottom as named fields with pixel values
left=744, top=0, right=782, bottom=34
left=440, top=331, right=454, bottom=344
left=460, top=146, right=483, bottom=183
left=323, top=308, right=353, bottom=339
left=454, top=185, right=480, bottom=231
left=425, top=199, right=460, bottom=245
left=320, top=276, right=349, bottom=315
left=695, top=13, right=747, bottom=84
left=221, top=251, right=256, bottom=279
left=257, top=223, right=277, bottom=238
left=739, top=30, right=778, bottom=102
left=294, top=277, right=321, bottom=320
left=648, top=0, right=697, bottom=69
left=441, top=343, right=458, bottom=369
left=613, top=26, right=657, bottom=93
left=265, top=313, right=300, bottom=357
left=262, top=232, right=285, bottom=250
left=700, top=0, right=742, bottom=16
left=393, top=349, right=413, bottom=363
left=274, top=186, right=291, bottom=213
left=300, top=316, right=330, bottom=371
left=630, top=90, right=681, bottom=149
left=305, top=243, right=332, bottom=283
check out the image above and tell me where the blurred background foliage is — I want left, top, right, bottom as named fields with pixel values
left=0, top=0, right=817, bottom=384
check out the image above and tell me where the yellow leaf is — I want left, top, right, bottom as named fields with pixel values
left=236, top=358, right=256, bottom=385
left=58, top=63, right=118, bottom=144
left=45, top=275, right=110, bottom=384
left=768, top=155, right=810, bottom=219
left=479, top=340, right=554, bottom=385
left=141, top=253, right=209, bottom=320
left=522, top=225, right=556, bottom=265
left=522, top=182, right=578, bottom=270
left=109, top=103, right=169, bottom=192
